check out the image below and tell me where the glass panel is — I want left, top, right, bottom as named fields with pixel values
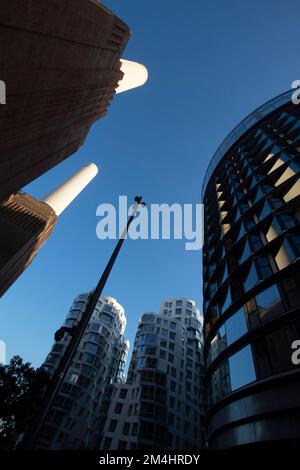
left=142, top=314, right=155, bottom=323
left=221, top=286, right=232, bottom=314
left=253, top=320, right=300, bottom=379
left=240, top=239, right=251, bottom=264
left=226, top=308, right=248, bottom=345
left=245, top=284, right=284, bottom=328
left=244, top=262, right=258, bottom=292
left=228, top=345, right=256, bottom=391
left=209, top=345, right=256, bottom=405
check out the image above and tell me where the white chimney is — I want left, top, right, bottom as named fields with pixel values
left=42, top=163, right=98, bottom=216
left=116, top=59, right=148, bottom=94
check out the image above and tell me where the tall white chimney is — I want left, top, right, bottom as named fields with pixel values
left=42, top=163, right=98, bottom=216
left=116, top=59, right=148, bottom=94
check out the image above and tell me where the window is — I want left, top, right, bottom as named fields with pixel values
left=100, top=312, right=114, bottom=326
left=141, top=385, right=155, bottom=400
left=159, top=349, right=166, bottom=359
left=109, top=419, right=117, bottom=432
left=82, top=352, right=94, bottom=364
left=119, top=388, right=128, bottom=399
left=253, top=320, right=300, bottom=379
left=275, top=235, right=300, bottom=270
left=169, top=396, right=175, bottom=408
left=73, top=301, right=85, bottom=310
left=68, top=373, right=78, bottom=384
left=142, top=323, right=155, bottom=333
left=64, top=319, right=76, bottom=328
left=114, top=402, right=123, bottom=414
left=140, top=421, right=154, bottom=439
left=267, top=213, right=298, bottom=241
left=170, top=332, right=176, bottom=340
left=168, top=413, right=174, bottom=425
left=89, top=322, right=100, bottom=333
left=168, top=353, right=174, bottom=363
left=103, top=437, right=112, bottom=449
left=118, top=440, right=127, bottom=450
left=221, top=285, right=232, bottom=314
left=142, top=314, right=155, bottom=323
left=84, top=342, right=98, bottom=354
left=244, top=256, right=273, bottom=292
left=123, top=422, right=130, bottom=435
left=176, top=300, right=182, bottom=306
left=229, top=345, right=256, bottom=391
left=170, top=321, right=176, bottom=330
left=169, top=342, right=175, bottom=351
left=260, top=197, right=283, bottom=220
left=281, top=269, right=300, bottom=308
left=226, top=307, right=247, bottom=344
left=132, top=423, right=138, bottom=436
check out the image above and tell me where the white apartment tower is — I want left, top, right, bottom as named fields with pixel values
left=99, top=299, right=207, bottom=450
left=39, top=294, right=129, bottom=449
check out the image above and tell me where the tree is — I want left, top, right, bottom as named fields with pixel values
left=0, top=355, right=50, bottom=450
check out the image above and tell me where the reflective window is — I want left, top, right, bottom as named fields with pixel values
left=226, top=308, right=248, bottom=345
left=275, top=236, right=300, bottom=270
left=65, top=318, right=76, bottom=328
left=208, top=308, right=247, bottom=366
left=220, top=285, right=232, bottom=314
left=228, top=345, right=256, bottom=391
left=249, top=233, right=263, bottom=251
left=244, top=262, right=258, bottom=291
left=240, top=239, right=252, bottom=264
left=237, top=217, right=255, bottom=240
left=260, top=197, right=284, bottom=220
left=244, top=256, right=273, bottom=292
left=281, top=269, right=300, bottom=309
left=72, top=301, right=85, bottom=310
left=142, top=314, right=155, bottom=323
left=100, top=312, right=114, bottom=326
left=84, top=342, right=98, bottom=354
left=253, top=321, right=300, bottom=379
left=142, top=323, right=155, bottom=333
left=209, top=345, right=256, bottom=405
left=245, top=284, right=284, bottom=329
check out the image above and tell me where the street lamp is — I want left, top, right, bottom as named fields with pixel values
left=21, top=196, right=146, bottom=449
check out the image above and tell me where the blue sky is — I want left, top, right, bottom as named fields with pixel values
left=1, top=0, right=299, bottom=368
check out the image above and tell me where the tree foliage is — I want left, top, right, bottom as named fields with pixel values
left=0, top=355, right=50, bottom=450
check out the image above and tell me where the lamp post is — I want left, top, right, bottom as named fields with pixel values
left=21, top=196, right=146, bottom=449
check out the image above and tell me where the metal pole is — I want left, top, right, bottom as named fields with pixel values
left=20, top=196, right=146, bottom=449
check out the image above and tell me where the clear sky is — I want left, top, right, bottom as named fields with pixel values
left=1, top=0, right=300, bottom=368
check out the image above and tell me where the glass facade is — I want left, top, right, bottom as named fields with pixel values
left=40, top=295, right=129, bottom=450
left=99, top=300, right=207, bottom=451
left=203, top=91, right=300, bottom=449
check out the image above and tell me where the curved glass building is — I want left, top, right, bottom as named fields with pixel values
left=202, top=90, right=300, bottom=449
left=39, top=294, right=129, bottom=449
left=99, top=299, right=207, bottom=450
